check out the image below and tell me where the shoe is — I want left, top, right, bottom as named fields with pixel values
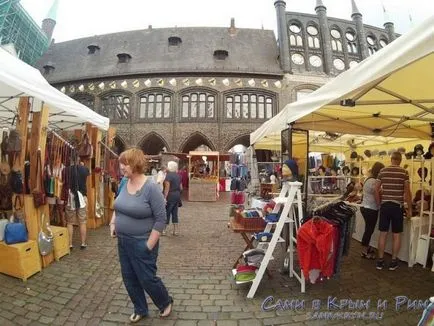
left=173, top=224, right=179, bottom=236
left=389, top=259, right=399, bottom=271
left=376, top=259, right=384, bottom=270
left=129, top=313, right=144, bottom=323
left=80, top=244, right=87, bottom=250
left=361, top=251, right=375, bottom=259
left=159, top=297, right=173, bottom=318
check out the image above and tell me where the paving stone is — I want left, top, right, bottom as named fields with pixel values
left=239, top=319, right=262, bottom=326
left=175, top=320, right=199, bottom=326
left=178, top=312, right=208, bottom=319
left=217, top=321, right=238, bottom=326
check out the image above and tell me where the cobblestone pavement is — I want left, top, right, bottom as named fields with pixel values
left=0, top=193, right=432, bottom=326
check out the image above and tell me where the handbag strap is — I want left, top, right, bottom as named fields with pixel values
left=14, top=195, right=22, bottom=210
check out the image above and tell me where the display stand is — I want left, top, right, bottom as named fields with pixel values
left=188, top=151, right=219, bottom=202
left=233, top=181, right=305, bottom=298
left=413, top=158, right=434, bottom=269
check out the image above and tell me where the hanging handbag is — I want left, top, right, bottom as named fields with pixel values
left=12, top=195, right=25, bottom=222
left=95, top=176, right=103, bottom=218
left=4, top=214, right=28, bottom=245
left=32, top=150, right=46, bottom=208
left=78, top=133, right=93, bottom=159
left=38, top=213, right=54, bottom=256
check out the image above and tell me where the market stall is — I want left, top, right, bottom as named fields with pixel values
left=0, top=47, right=110, bottom=280
left=243, top=15, right=434, bottom=292
left=188, top=151, right=219, bottom=201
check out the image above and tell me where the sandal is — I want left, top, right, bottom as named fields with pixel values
left=129, top=313, right=144, bottom=323
left=159, top=297, right=173, bottom=318
left=361, top=251, right=375, bottom=260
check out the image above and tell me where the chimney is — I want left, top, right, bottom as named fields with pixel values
left=148, top=25, right=152, bottom=31
left=229, top=18, right=236, bottom=35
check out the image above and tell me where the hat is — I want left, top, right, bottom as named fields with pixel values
left=350, top=151, right=358, bottom=159
left=387, top=149, right=397, bottom=156
left=424, top=142, right=434, bottom=159
left=414, top=144, right=424, bottom=155
left=397, top=147, right=406, bottom=154
left=405, top=152, right=414, bottom=160
left=371, top=149, right=379, bottom=156
left=364, top=150, right=372, bottom=158
left=283, top=159, right=298, bottom=179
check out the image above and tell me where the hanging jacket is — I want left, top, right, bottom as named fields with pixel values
left=297, top=218, right=336, bottom=283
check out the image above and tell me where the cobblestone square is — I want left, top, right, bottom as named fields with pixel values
left=0, top=193, right=432, bottom=325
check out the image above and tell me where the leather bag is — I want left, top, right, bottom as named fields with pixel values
left=7, top=129, right=21, bottom=154
left=78, top=133, right=93, bottom=159
left=4, top=214, right=28, bottom=245
left=32, top=150, right=46, bottom=208
left=38, top=213, right=53, bottom=256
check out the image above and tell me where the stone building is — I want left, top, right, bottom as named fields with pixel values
left=36, top=0, right=399, bottom=154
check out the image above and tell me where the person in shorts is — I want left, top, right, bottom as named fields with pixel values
left=375, top=152, right=412, bottom=271
left=66, top=161, right=90, bottom=250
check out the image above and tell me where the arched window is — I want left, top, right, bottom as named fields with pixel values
left=306, top=24, right=320, bottom=49
left=73, top=94, right=95, bottom=110
left=288, top=22, right=303, bottom=47
left=101, top=93, right=130, bottom=120
left=330, top=28, right=343, bottom=52
left=225, top=91, right=275, bottom=120
left=346, top=30, right=358, bottom=53
left=139, top=91, right=172, bottom=119
left=181, top=90, right=216, bottom=119
left=366, top=35, right=378, bottom=55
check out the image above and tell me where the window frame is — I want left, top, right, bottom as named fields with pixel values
left=137, top=89, right=173, bottom=122
left=179, top=88, right=218, bottom=122
left=223, top=89, right=277, bottom=122
left=100, top=92, right=131, bottom=122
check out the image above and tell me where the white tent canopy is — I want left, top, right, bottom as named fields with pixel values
left=0, top=47, right=109, bottom=131
left=251, top=15, right=434, bottom=147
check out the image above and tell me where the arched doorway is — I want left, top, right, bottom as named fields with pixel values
left=101, top=135, right=126, bottom=155
left=225, top=134, right=250, bottom=153
left=179, top=132, right=216, bottom=153
left=138, top=132, right=170, bottom=155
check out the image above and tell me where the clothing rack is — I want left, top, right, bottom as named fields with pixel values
left=312, top=198, right=343, bottom=214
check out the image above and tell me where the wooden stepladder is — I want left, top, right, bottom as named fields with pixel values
left=247, top=181, right=305, bottom=298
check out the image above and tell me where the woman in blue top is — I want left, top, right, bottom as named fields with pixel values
left=110, top=148, right=173, bottom=323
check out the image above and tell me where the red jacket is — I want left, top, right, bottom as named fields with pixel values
left=297, top=218, right=336, bottom=282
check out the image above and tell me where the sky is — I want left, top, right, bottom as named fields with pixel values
left=21, top=0, right=433, bottom=43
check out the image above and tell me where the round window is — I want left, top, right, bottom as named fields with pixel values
left=309, top=55, right=322, bottom=67
left=379, top=39, right=388, bottom=48
left=346, top=32, right=355, bottom=41
left=291, top=53, right=305, bottom=65
left=333, top=58, right=345, bottom=71
left=367, top=36, right=375, bottom=46
left=349, top=61, right=358, bottom=68
left=307, top=26, right=318, bottom=36
left=289, top=24, right=301, bottom=33
left=330, top=29, right=341, bottom=39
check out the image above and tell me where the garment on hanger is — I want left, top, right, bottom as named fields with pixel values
left=298, top=202, right=356, bottom=283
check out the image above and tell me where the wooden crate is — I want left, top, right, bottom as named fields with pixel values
left=0, top=240, right=41, bottom=282
left=50, top=226, right=70, bottom=261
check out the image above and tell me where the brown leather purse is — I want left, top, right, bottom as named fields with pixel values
left=32, top=150, right=46, bottom=208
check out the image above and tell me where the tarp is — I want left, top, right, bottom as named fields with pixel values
left=250, top=15, right=434, bottom=147
left=0, top=47, right=109, bottom=131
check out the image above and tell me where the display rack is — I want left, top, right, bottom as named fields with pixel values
left=232, top=181, right=305, bottom=298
